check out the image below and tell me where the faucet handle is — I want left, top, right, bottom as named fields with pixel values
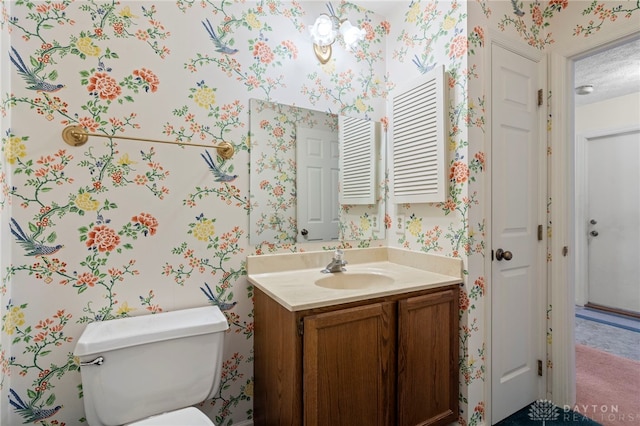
left=334, top=249, right=344, bottom=260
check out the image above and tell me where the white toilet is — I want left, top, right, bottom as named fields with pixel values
left=74, top=305, right=229, bottom=426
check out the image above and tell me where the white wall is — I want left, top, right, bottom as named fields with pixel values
left=576, top=92, right=640, bottom=133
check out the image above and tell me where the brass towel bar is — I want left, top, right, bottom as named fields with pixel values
left=61, top=125, right=234, bottom=160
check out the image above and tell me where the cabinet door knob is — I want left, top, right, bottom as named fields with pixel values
left=301, top=229, right=308, bottom=236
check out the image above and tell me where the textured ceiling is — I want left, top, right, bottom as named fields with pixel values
left=574, top=38, right=640, bottom=107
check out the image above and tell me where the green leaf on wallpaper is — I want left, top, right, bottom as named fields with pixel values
left=104, top=48, right=118, bottom=59
left=27, top=389, right=37, bottom=399
left=227, top=291, right=234, bottom=300
left=46, top=232, right=57, bottom=243
left=40, top=350, right=52, bottom=357
left=46, top=394, right=56, bottom=406
left=28, top=221, right=38, bottom=233
left=124, top=96, right=134, bottom=103
left=12, top=337, right=21, bottom=345
left=40, top=187, right=53, bottom=192
left=78, top=285, right=88, bottom=294
left=103, top=199, right=117, bottom=210
left=227, top=164, right=235, bottom=173
left=123, top=243, right=133, bottom=250
left=30, top=55, right=38, bottom=68
left=41, top=24, right=54, bottom=29
left=48, top=70, right=59, bottom=81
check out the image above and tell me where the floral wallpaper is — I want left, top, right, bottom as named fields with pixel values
left=0, top=0, right=637, bottom=425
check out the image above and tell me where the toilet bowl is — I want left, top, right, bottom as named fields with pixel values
left=74, top=306, right=228, bottom=426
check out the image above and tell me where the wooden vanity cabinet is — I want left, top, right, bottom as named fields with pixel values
left=254, top=285, right=459, bottom=426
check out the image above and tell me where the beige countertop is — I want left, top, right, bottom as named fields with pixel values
left=247, top=247, right=463, bottom=311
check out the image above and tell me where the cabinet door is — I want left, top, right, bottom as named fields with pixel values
left=398, top=289, right=459, bottom=426
left=303, top=302, right=396, bottom=426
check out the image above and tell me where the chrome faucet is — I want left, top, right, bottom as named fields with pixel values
left=321, top=249, right=347, bottom=273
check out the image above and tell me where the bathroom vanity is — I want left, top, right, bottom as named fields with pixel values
left=248, top=248, right=463, bottom=426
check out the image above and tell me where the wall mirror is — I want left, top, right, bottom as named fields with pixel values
left=249, top=99, right=385, bottom=246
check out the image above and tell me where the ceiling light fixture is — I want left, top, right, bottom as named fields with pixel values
left=575, top=84, right=594, bottom=95
left=309, top=3, right=365, bottom=64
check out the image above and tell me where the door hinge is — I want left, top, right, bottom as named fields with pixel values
left=562, top=246, right=569, bottom=257
left=537, top=89, right=544, bottom=106
left=298, top=318, right=304, bottom=336
left=537, top=224, right=543, bottom=241
left=537, top=359, right=543, bottom=376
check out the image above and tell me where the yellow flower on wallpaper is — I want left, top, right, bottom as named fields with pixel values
left=119, top=6, right=139, bottom=18
left=246, top=13, right=261, bottom=29
left=193, top=87, right=216, bottom=109
left=76, top=37, right=101, bottom=57
left=407, top=217, right=422, bottom=236
left=355, top=98, right=367, bottom=113
left=244, top=380, right=254, bottom=397
left=320, top=58, right=336, bottom=74
left=360, top=216, right=371, bottom=231
left=74, top=192, right=100, bottom=211
left=3, top=306, right=25, bottom=336
left=443, top=16, right=456, bottom=31
left=4, top=136, right=26, bottom=164
left=406, top=2, right=421, bottom=23
left=117, top=153, right=137, bottom=165
left=117, top=302, right=135, bottom=316
left=193, top=219, right=215, bottom=241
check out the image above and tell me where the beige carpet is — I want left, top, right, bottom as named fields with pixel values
left=575, top=344, right=640, bottom=425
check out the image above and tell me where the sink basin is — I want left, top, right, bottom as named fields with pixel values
left=315, top=271, right=394, bottom=290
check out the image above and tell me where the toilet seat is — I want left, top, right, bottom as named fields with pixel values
left=127, top=407, right=215, bottom=426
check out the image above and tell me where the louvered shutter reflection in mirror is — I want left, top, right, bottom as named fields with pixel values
left=339, top=115, right=378, bottom=205
left=391, top=65, right=447, bottom=204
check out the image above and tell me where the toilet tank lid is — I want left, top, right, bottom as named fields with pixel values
left=74, top=305, right=228, bottom=357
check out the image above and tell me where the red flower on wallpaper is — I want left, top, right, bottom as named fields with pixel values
left=133, top=68, right=160, bottom=92
left=253, top=41, right=274, bottom=64
left=75, top=272, right=99, bottom=288
left=86, top=225, right=121, bottom=252
left=448, top=34, right=468, bottom=59
left=87, top=72, right=122, bottom=100
left=449, top=161, right=470, bottom=184
left=131, top=212, right=159, bottom=236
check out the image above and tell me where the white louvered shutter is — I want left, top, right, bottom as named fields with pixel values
left=339, top=115, right=378, bottom=204
left=391, top=65, right=447, bottom=203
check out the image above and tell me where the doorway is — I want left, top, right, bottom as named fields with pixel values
left=573, top=38, right=640, bottom=317
left=571, top=36, right=640, bottom=423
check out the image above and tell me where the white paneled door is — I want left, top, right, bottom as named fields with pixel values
left=296, top=127, right=340, bottom=243
left=491, top=43, right=544, bottom=423
left=586, top=128, right=640, bottom=313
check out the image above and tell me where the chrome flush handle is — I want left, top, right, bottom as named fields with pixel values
left=80, top=356, right=105, bottom=367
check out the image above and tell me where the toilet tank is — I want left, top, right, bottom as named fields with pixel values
left=74, top=306, right=228, bottom=426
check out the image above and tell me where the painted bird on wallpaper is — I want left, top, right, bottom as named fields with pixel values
left=412, top=55, right=436, bottom=74
left=202, top=19, right=238, bottom=55
left=9, top=389, right=62, bottom=423
left=9, top=47, right=65, bottom=92
left=201, top=282, right=237, bottom=311
left=510, top=0, right=526, bottom=16
left=9, top=218, right=64, bottom=257
left=201, top=150, right=238, bottom=182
